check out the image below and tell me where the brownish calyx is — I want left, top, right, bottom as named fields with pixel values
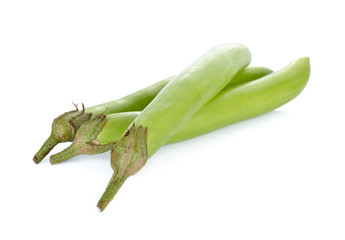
left=33, top=104, right=92, bottom=164
left=97, top=124, right=148, bottom=212
left=50, top=114, right=114, bottom=164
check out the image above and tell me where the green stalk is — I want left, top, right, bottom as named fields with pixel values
left=33, top=135, right=59, bottom=164
left=49, top=115, right=114, bottom=164
left=33, top=105, right=92, bottom=164
left=97, top=124, right=148, bottom=211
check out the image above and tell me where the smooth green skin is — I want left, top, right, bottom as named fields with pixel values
left=98, top=56, right=310, bottom=211
left=86, top=78, right=173, bottom=116
left=34, top=64, right=270, bottom=164
left=97, top=112, right=141, bottom=144
left=98, top=43, right=252, bottom=211
left=132, top=43, right=252, bottom=156
left=86, top=66, right=272, bottom=116
left=97, top=57, right=310, bottom=146
left=97, top=66, right=272, bottom=144
left=169, top=57, right=310, bottom=143
left=50, top=66, right=272, bottom=164
left=227, top=66, right=272, bottom=87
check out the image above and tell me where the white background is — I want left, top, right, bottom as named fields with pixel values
left=1, top=0, right=344, bottom=239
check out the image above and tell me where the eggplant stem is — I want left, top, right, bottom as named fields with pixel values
left=50, top=145, right=79, bottom=164
left=97, top=173, right=126, bottom=212
left=33, top=135, right=59, bottom=164
left=97, top=124, right=148, bottom=212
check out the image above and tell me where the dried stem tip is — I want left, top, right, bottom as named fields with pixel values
left=97, top=124, right=148, bottom=212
